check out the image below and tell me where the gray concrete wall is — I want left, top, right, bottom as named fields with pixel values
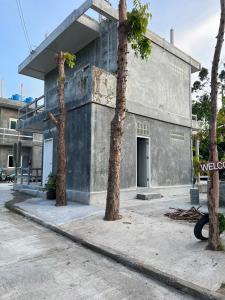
left=32, top=145, right=43, bottom=169
left=43, top=104, right=92, bottom=203
left=0, top=107, right=18, bottom=128
left=91, top=103, right=191, bottom=193
left=126, top=43, right=192, bottom=127
left=44, top=20, right=117, bottom=110
left=92, top=43, right=192, bottom=128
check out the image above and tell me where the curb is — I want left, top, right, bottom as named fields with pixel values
left=5, top=200, right=224, bottom=300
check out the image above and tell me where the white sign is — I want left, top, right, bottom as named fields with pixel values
left=200, top=161, right=225, bottom=172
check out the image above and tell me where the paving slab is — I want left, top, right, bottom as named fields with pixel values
left=13, top=197, right=104, bottom=225
left=5, top=192, right=225, bottom=300
left=61, top=210, right=225, bottom=292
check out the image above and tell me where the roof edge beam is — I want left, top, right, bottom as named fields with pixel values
left=91, top=0, right=118, bottom=20
left=18, top=0, right=95, bottom=75
left=18, top=0, right=118, bottom=76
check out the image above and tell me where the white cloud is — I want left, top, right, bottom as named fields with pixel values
left=175, top=13, right=221, bottom=67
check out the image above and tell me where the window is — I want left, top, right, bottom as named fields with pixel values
left=137, top=122, right=150, bottom=136
left=8, top=155, right=14, bottom=168
left=9, top=118, right=17, bottom=130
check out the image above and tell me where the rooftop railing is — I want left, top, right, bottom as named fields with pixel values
left=18, top=95, right=45, bottom=120
left=16, top=167, right=42, bottom=185
left=0, top=127, right=32, bottom=138
left=192, top=114, right=204, bottom=131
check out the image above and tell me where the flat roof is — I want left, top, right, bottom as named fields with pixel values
left=19, top=0, right=200, bottom=80
left=0, top=97, right=24, bottom=110
left=19, top=15, right=100, bottom=80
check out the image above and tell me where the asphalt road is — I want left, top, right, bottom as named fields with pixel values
left=0, top=184, right=194, bottom=300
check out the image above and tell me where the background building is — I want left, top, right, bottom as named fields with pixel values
left=0, top=97, right=42, bottom=174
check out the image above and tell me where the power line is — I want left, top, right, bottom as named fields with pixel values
left=16, top=0, right=32, bottom=52
left=16, top=0, right=32, bottom=53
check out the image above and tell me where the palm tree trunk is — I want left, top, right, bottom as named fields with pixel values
left=208, top=0, right=225, bottom=250
left=105, top=0, right=128, bottom=220
left=48, top=51, right=67, bottom=206
left=56, top=51, right=67, bottom=206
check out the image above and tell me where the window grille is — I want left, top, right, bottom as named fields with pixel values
left=137, top=122, right=150, bottom=136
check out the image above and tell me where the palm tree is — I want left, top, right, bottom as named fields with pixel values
left=105, top=0, right=151, bottom=220
left=208, top=0, right=225, bottom=250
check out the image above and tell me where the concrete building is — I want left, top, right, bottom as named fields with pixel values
left=0, top=97, right=42, bottom=174
left=17, top=0, right=200, bottom=203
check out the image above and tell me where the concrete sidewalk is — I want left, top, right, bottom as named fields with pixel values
left=5, top=194, right=225, bottom=300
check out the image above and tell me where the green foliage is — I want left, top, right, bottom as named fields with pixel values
left=199, top=67, right=208, bottom=81
left=192, top=67, right=210, bottom=97
left=192, top=81, right=201, bottom=92
left=193, top=156, right=199, bottom=177
left=219, top=69, right=225, bottom=81
left=220, top=282, right=225, bottom=289
left=218, top=243, right=225, bottom=251
left=58, top=76, right=65, bottom=85
left=127, top=0, right=152, bottom=60
left=46, top=173, right=57, bottom=192
left=64, top=52, right=76, bottom=68
left=192, top=94, right=211, bottom=126
left=192, top=65, right=225, bottom=162
left=192, top=154, right=207, bottom=176
left=217, top=108, right=225, bottom=138
left=219, top=213, right=225, bottom=234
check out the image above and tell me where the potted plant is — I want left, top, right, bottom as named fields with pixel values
left=46, top=173, right=57, bottom=200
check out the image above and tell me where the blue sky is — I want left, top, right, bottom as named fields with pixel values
left=0, top=0, right=223, bottom=99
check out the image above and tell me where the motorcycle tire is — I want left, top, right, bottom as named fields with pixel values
left=194, top=213, right=209, bottom=241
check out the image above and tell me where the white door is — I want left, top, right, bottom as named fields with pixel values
left=42, top=139, right=53, bottom=186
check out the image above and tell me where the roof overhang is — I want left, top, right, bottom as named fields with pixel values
left=18, top=0, right=200, bottom=80
left=18, top=16, right=100, bottom=80
left=18, top=0, right=119, bottom=80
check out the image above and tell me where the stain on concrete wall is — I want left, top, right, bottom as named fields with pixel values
left=92, top=67, right=116, bottom=106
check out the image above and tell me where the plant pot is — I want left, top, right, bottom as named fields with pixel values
left=46, top=191, right=56, bottom=200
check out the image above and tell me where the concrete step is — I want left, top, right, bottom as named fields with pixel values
left=136, top=193, right=162, bottom=200
left=14, top=183, right=46, bottom=198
